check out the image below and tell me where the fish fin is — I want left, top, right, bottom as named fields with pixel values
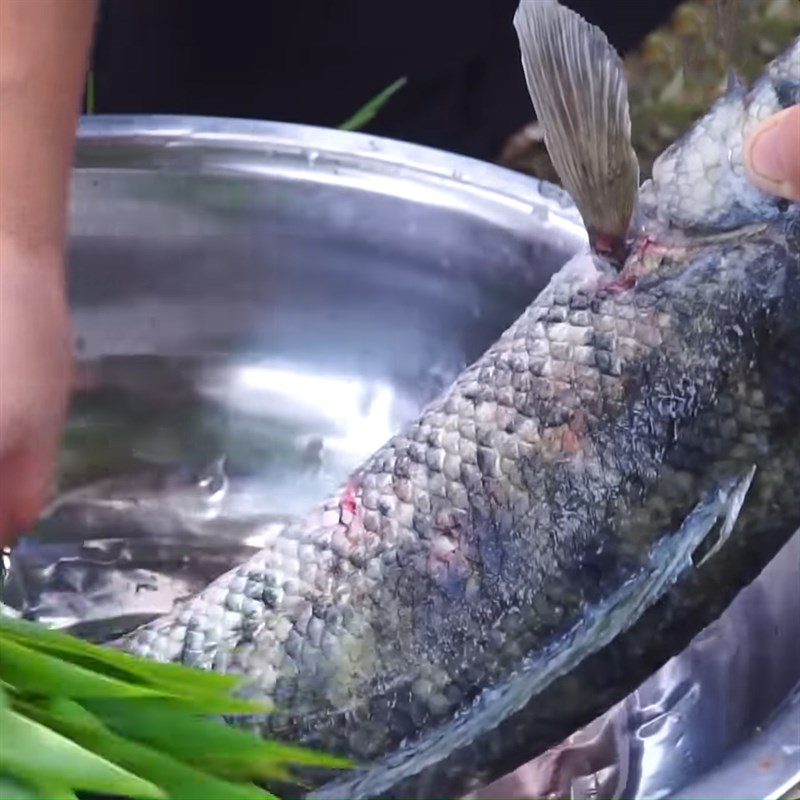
left=641, top=466, right=757, bottom=606
left=713, top=0, right=742, bottom=79
left=695, top=465, right=756, bottom=566
left=657, top=466, right=756, bottom=574
left=513, top=0, right=639, bottom=263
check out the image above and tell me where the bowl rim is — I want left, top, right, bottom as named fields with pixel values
left=75, top=114, right=586, bottom=233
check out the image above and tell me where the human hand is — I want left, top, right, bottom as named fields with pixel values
left=743, top=104, right=800, bottom=202
left=1, top=0, right=96, bottom=548
left=0, top=241, right=72, bottom=547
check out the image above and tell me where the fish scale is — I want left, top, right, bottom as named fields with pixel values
left=123, top=226, right=798, bottom=775
left=120, top=3, right=800, bottom=797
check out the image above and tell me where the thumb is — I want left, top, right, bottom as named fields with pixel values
left=743, top=104, right=800, bottom=202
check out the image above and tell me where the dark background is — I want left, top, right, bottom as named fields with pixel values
left=90, top=0, right=682, bottom=161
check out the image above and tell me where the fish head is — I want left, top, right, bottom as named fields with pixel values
left=515, top=1, right=799, bottom=249
left=648, top=36, right=800, bottom=232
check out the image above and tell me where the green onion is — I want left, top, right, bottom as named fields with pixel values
left=0, top=615, right=350, bottom=799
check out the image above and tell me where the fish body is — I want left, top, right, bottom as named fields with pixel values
left=121, top=4, right=800, bottom=797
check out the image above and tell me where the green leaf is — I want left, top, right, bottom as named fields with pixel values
left=22, top=694, right=106, bottom=733
left=0, top=616, right=351, bottom=798
left=0, top=616, right=266, bottom=714
left=0, top=775, right=43, bottom=800
left=0, top=777, right=76, bottom=800
left=340, top=77, right=407, bottom=131
left=87, top=699, right=352, bottom=783
left=0, top=707, right=164, bottom=799
left=0, top=615, right=235, bottom=690
left=0, top=637, right=162, bottom=699
left=85, top=70, right=95, bottom=115
left=20, top=699, right=275, bottom=800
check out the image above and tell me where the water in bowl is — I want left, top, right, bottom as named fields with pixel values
left=1, top=351, right=425, bottom=638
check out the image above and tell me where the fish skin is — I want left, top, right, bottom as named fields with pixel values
left=120, top=14, right=800, bottom=800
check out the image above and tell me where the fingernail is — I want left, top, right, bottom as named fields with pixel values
left=746, top=118, right=785, bottom=185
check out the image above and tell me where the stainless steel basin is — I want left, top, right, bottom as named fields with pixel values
left=3, top=116, right=798, bottom=799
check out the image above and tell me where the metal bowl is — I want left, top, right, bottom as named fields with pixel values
left=4, top=116, right=798, bottom=799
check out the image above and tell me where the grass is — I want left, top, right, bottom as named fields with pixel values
left=339, top=77, right=407, bottom=131
left=81, top=71, right=406, bottom=129
left=85, top=71, right=95, bottom=115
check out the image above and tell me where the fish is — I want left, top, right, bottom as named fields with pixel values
left=118, top=2, right=800, bottom=797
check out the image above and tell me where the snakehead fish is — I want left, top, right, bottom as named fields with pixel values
left=121, top=2, right=800, bottom=797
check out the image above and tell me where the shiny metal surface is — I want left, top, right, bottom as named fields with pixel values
left=3, top=116, right=798, bottom=798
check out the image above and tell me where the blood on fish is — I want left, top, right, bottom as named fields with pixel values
left=600, top=272, right=638, bottom=295
left=340, top=479, right=359, bottom=516
left=598, top=233, right=682, bottom=295
left=635, top=233, right=657, bottom=257
left=562, top=429, right=580, bottom=453
left=588, top=228, right=628, bottom=265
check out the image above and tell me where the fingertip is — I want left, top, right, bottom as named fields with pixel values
left=744, top=105, right=800, bottom=202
